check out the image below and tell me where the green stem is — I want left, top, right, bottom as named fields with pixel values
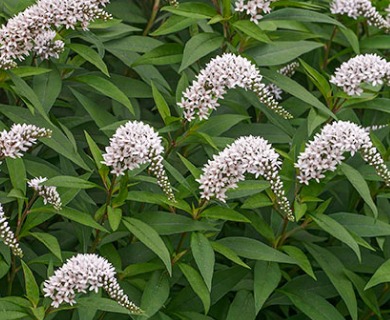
left=143, top=0, right=161, bottom=36
left=322, top=26, right=338, bottom=70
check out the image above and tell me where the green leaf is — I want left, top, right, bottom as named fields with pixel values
left=21, top=261, right=39, bottom=307
left=43, top=176, right=99, bottom=189
left=29, top=232, right=62, bottom=261
left=151, top=15, right=198, bottom=36
left=261, top=69, right=336, bottom=119
left=178, top=263, right=210, bottom=314
left=77, top=297, right=135, bottom=315
left=365, top=259, right=390, bottom=289
left=233, top=20, right=271, bottom=43
left=133, top=44, right=183, bottom=66
left=281, top=245, right=316, bottom=279
left=161, top=2, right=217, bottom=19
left=254, top=261, right=280, bottom=314
left=6, top=158, right=26, bottom=213
left=299, top=58, right=331, bottom=101
left=218, top=237, right=297, bottom=264
left=246, top=41, right=323, bottom=66
left=84, top=131, right=105, bottom=171
left=241, top=193, right=273, bottom=209
left=179, top=33, right=224, bottom=72
left=200, top=206, right=250, bottom=222
left=346, top=98, right=390, bottom=114
left=107, top=206, right=122, bottom=231
left=210, top=241, right=250, bottom=269
left=11, top=66, right=51, bottom=77
left=0, top=311, right=29, bottom=319
left=226, top=290, right=256, bottom=320
left=330, top=212, right=390, bottom=237
left=33, top=67, right=62, bottom=112
left=135, top=211, right=216, bottom=235
left=139, top=271, right=170, bottom=318
left=339, top=27, right=359, bottom=54
left=178, top=154, right=202, bottom=179
left=310, top=212, right=361, bottom=261
left=68, top=43, right=109, bottom=77
left=191, top=233, right=215, bottom=292
left=58, top=207, right=108, bottom=232
left=151, top=81, right=171, bottom=124
left=123, top=217, right=172, bottom=275
left=340, top=163, right=378, bottom=218
left=72, top=75, right=134, bottom=115
left=121, top=262, right=164, bottom=278
left=306, top=243, right=357, bottom=320
left=280, top=289, right=344, bottom=320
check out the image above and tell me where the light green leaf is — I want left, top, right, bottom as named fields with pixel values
left=69, top=43, right=109, bottom=77
left=151, top=81, right=171, bottom=124
left=123, top=218, right=172, bottom=275
left=178, top=263, right=210, bottom=314
left=43, top=176, right=100, bottom=189
left=58, top=207, right=108, bottom=232
left=191, top=233, right=215, bottom=292
left=179, top=33, right=224, bottom=72
left=281, top=245, right=316, bottom=279
left=210, top=241, right=250, bottom=269
left=21, top=261, right=39, bottom=307
left=365, top=259, right=390, bottom=290
left=107, top=206, right=122, bottom=231
left=340, top=163, right=378, bottom=218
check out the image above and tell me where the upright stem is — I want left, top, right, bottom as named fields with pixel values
left=322, top=26, right=338, bottom=70
left=143, top=0, right=161, bottom=36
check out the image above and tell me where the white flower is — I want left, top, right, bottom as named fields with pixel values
left=295, top=121, right=390, bottom=186
left=178, top=53, right=292, bottom=121
left=266, top=62, right=299, bottom=100
left=198, top=136, right=294, bottom=221
left=0, top=0, right=111, bottom=69
left=235, top=0, right=276, bottom=24
left=28, top=177, right=62, bottom=211
left=168, top=0, right=179, bottom=6
left=330, top=0, right=390, bottom=31
left=43, top=253, right=141, bottom=312
left=0, top=124, right=52, bottom=159
left=330, top=54, right=390, bottom=96
left=102, top=121, right=175, bottom=201
left=0, top=204, right=23, bottom=257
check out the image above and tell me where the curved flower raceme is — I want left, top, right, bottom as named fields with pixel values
left=295, top=121, right=390, bottom=186
left=330, top=0, right=390, bottom=31
left=0, top=204, right=23, bottom=257
left=0, top=124, right=52, bottom=159
left=235, top=0, right=276, bottom=24
left=330, top=54, right=390, bottom=96
left=178, top=53, right=293, bottom=121
left=43, top=254, right=141, bottom=312
left=0, top=0, right=111, bottom=69
left=28, top=177, right=62, bottom=211
left=102, top=121, right=175, bottom=201
left=266, top=62, right=299, bottom=100
left=198, top=136, right=294, bottom=221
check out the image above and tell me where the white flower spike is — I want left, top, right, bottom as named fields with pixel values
left=330, top=54, right=390, bottom=96
left=28, top=177, right=62, bottom=211
left=43, top=253, right=141, bottom=313
left=235, top=0, right=276, bottom=24
left=198, top=136, right=294, bottom=221
left=178, top=53, right=292, bottom=121
left=266, top=62, right=299, bottom=100
left=0, top=204, right=23, bottom=258
left=102, top=121, right=175, bottom=201
left=295, top=121, right=390, bottom=186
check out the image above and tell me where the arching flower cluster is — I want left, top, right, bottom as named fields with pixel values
left=0, top=0, right=111, bottom=69
left=178, top=53, right=292, bottom=121
left=0, top=204, right=23, bottom=258
left=234, top=0, right=276, bottom=24
left=43, top=254, right=141, bottom=312
left=198, top=136, right=294, bottom=221
left=266, top=62, right=299, bottom=100
left=0, top=124, right=52, bottom=160
left=330, top=0, right=389, bottom=31
left=295, top=121, right=390, bottom=186
left=28, top=177, right=62, bottom=211
left=102, top=121, right=175, bottom=201
left=330, top=54, right=390, bottom=96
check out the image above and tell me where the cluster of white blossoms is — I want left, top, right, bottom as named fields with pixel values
left=266, top=62, right=299, bottom=100
left=168, top=0, right=179, bottom=6
left=0, top=0, right=111, bottom=69
left=330, top=54, right=390, bottom=96
left=295, top=121, right=390, bottom=186
left=235, top=0, right=276, bottom=24
left=102, top=121, right=175, bottom=201
left=198, top=136, right=294, bottom=221
left=28, top=177, right=62, bottom=211
left=178, top=53, right=292, bottom=121
left=330, top=0, right=389, bottom=31
left=43, top=254, right=141, bottom=312
left=0, top=124, right=52, bottom=160
left=0, top=204, right=23, bottom=257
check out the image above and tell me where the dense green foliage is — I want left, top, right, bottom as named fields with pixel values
left=0, top=0, right=390, bottom=319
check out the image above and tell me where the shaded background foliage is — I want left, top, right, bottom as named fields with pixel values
left=0, top=0, right=390, bottom=319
